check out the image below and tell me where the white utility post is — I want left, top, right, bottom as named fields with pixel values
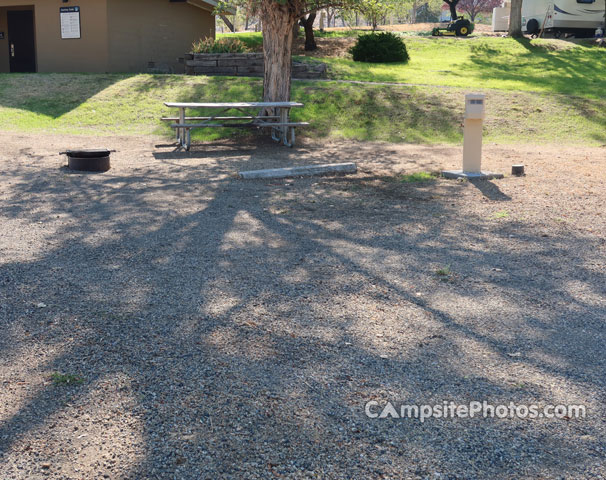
left=442, top=93, right=503, bottom=180
left=463, top=93, right=485, bottom=173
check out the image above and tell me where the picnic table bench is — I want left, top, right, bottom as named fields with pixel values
left=163, top=102, right=308, bottom=151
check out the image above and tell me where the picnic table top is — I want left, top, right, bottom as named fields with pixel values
left=164, top=102, right=304, bottom=109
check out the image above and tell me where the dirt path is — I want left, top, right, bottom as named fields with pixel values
left=0, top=132, right=604, bottom=479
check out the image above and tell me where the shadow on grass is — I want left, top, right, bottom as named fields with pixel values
left=0, top=142, right=604, bottom=477
left=162, top=78, right=462, bottom=144
left=2, top=70, right=603, bottom=146
left=467, top=38, right=606, bottom=143
left=0, top=73, right=131, bottom=118
left=468, top=38, right=606, bottom=98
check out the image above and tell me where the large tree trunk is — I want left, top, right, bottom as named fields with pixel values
left=445, top=0, right=459, bottom=20
left=261, top=0, right=297, bottom=104
left=301, top=13, right=318, bottom=51
left=509, top=0, right=523, bottom=37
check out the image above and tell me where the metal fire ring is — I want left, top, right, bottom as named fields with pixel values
left=61, top=149, right=113, bottom=172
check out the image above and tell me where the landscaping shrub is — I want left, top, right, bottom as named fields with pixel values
left=192, top=37, right=250, bottom=54
left=349, top=32, right=409, bottom=63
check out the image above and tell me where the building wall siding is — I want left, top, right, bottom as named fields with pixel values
left=0, top=0, right=214, bottom=73
left=0, top=0, right=110, bottom=73
left=106, top=0, right=215, bottom=73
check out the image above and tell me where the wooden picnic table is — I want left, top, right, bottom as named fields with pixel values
left=163, top=101, right=308, bottom=151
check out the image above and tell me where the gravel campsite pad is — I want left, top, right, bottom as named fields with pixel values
left=0, top=132, right=605, bottom=479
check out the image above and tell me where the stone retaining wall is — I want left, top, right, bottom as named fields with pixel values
left=185, top=53, right=327, bottom=79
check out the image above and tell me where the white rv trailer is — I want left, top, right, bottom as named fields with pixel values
left=492, top=1, right=511, bottom=31
left=522, top=0, right=605, bottom=36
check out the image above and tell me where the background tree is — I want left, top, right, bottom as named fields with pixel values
left=390, top=0, right=418, bottom=23
left=340, top=0, right=400, bottom=29
left=508, top=0, right=523, bottom=37
left=409, top=0, right=420, bottom=22
left=216, top=6, right=260, bottom=32
left=407, top=0, right=443, bottom=22
left=457, top=0, right=501, bottom=21
left=220, top=14, right=236, bottom=31
left=353, top=0, right=397, bottom=30
left=443, top=0, right=460, bottom=20
left=300, top=12, right=318, bottom=50
left=324, top=7, right=345, bottom=27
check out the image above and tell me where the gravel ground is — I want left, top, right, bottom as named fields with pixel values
left=0, top=132, right=605, bottom=479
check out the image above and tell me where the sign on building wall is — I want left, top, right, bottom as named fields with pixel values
left=60, top=6, right=81, bottom=39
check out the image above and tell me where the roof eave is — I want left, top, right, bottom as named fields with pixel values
left=187, top=0, right=236, bottom=15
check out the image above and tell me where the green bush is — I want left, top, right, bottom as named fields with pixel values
left=192, top=37, right=250, bottom=54
left=349, top=32, right=409, bottom=63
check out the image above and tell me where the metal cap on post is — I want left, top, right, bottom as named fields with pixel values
left=465, top=93, right=486, bottom=120
left=442, top=93, right=503, bottom=180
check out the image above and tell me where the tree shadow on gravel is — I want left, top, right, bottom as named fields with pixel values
left=0, top=144, right=605, bottom=478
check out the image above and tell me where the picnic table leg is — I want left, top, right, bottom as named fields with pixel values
left=179, top=107, right=186, bottom=149
left=288, top=126, right=295, bottom=148
left=280, top=108, right=289, bottom=145
left=280, top=126, right=295, bottom=148
left=280, top=107, right=296, bottom=148
left=271, top=126, right=281, bottom=143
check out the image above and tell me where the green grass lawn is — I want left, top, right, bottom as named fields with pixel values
left=216, top=31, right=264, bottom=50
left=220, top=31, right=606, bottom=98
left=217, top=30, right=364, bottom=44
left=0, top=73, right=604, bottom=145
left=0, top=36, right=604, bottom=145
left=320, top=36, right=606, bottom=98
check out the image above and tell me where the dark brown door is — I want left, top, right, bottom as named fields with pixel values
left=7, top=10, right=36, bottom=73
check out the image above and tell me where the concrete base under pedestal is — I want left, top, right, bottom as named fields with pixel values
left=442, top=170, right=504, bottom=180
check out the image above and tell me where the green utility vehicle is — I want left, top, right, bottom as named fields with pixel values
left=432, top=17, right=473, bottom=37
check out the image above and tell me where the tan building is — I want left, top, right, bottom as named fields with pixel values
left=0, top=0, right=217, bottom=73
